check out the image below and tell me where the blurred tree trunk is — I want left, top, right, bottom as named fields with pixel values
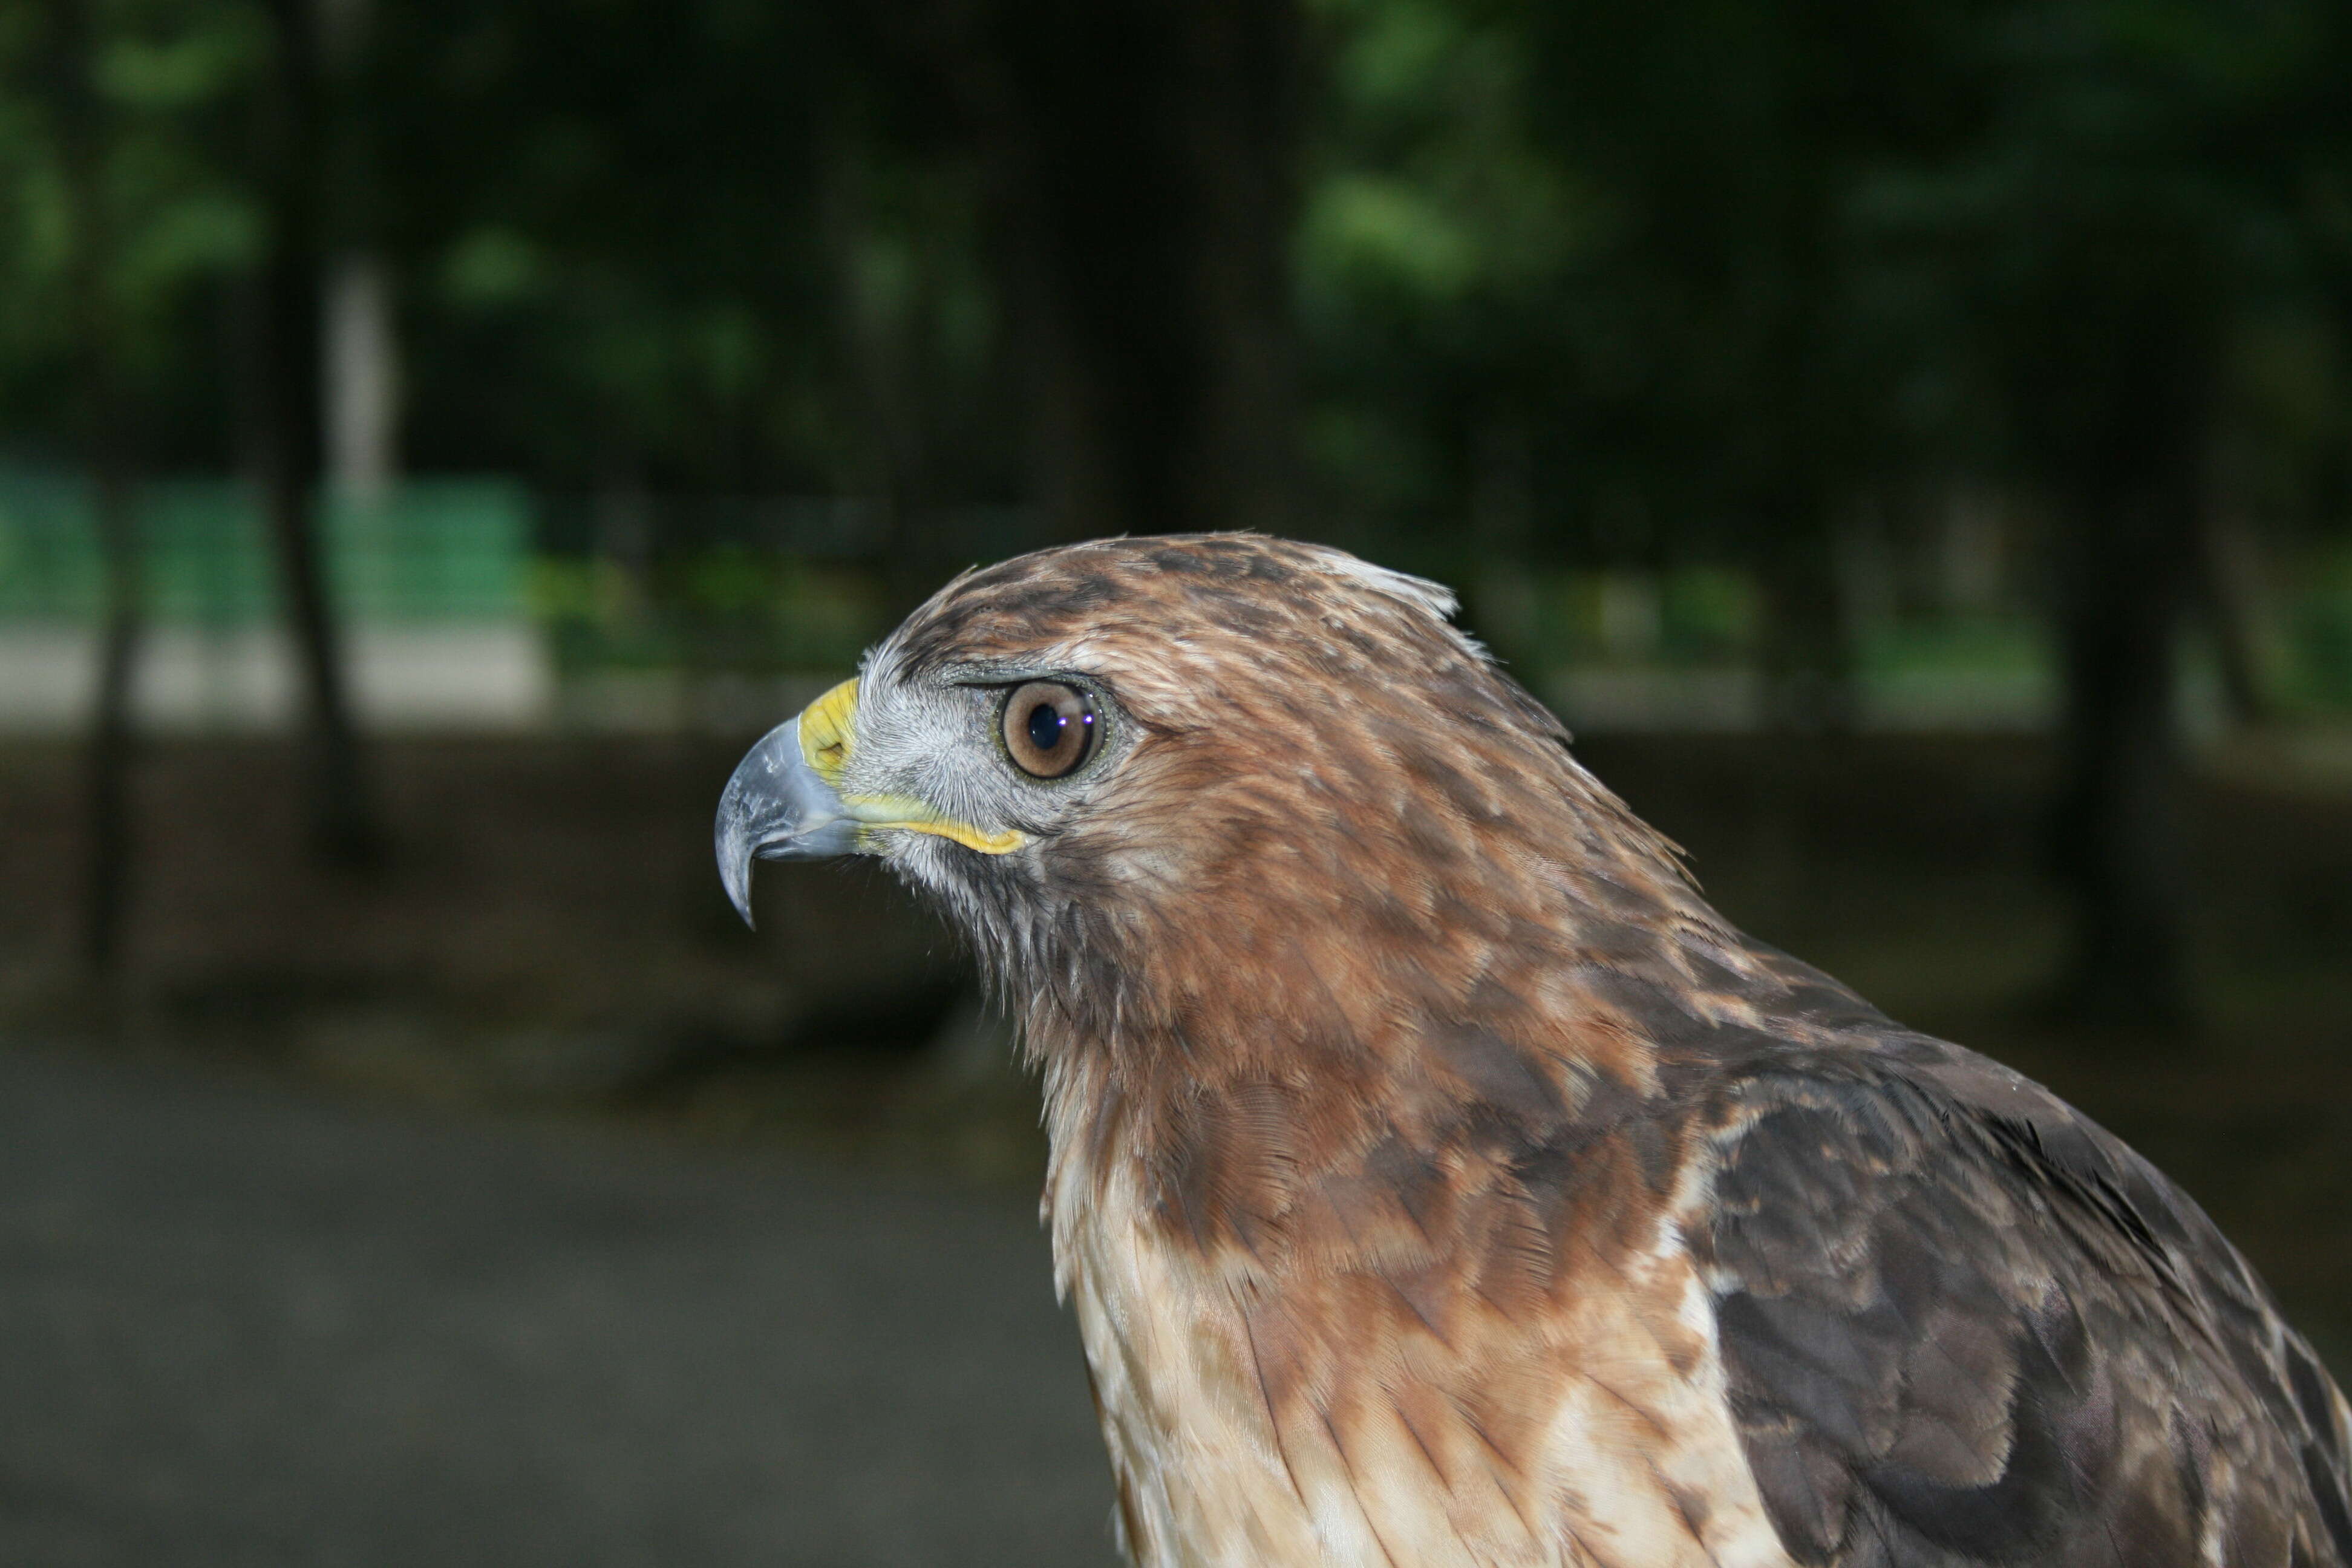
left=82, top=466, right=140, bottom=973
left=815, top=107, right=944, bottom=617
left=2029, top=269, right=2212, bottom=1031
left=886, top=0, right=1302, bottom=543
left=2050, top=481, right=2197, bottom=1030
left=255, top=0, right=381, bottom=866
left=2198, top=509, right=2278, bottom=726
left=1753, top=175, right=1857, bottom=736
left=322, top=255, right=399, bottom=502
left=53, top=0, right=142, bottom=975
left=319, top=0, right=398, bottom=506
left=1756, top=492, right=1855, bottom=733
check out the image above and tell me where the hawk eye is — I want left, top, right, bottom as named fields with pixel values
left=1002, top=681, right=1097, bottom=779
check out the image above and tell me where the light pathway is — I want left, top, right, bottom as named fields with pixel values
left=0, top=1042, right=1116, bottom=1567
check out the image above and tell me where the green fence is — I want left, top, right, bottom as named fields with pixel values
left=0, top=472, right=532, bottom=626
left=5, top=469, right=2350, bottom=720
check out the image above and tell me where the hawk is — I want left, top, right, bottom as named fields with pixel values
left=716, top=534, right=2352, bottom=1568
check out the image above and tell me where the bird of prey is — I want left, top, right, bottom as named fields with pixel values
left=716, top=533, right=2352, bottom=1568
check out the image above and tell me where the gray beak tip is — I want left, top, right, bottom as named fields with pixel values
left=721, top=863, right=758, bottom=931
left=714, top=754, right=776, bottom=932
left=715, top=813, right=759, bottom=930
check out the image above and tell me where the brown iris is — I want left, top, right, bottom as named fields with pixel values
left=1001, top=681, right=1097, bottom=779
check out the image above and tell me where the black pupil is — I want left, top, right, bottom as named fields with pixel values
left=1027, top=702, right=1065, bottom=753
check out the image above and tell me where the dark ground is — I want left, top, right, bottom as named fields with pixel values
left=0, top=1039, right=1116, bottom=1567
left=1, top=730, right=2350, bottom=1561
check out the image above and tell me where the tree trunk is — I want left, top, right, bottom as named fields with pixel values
left=319, top=0, right=397, bottom=507
left=2040, top=311, right=2210, bottom=1031
left=2050, top=482, right=2196, bottom=1028
left=1756, top=492, right=1857, bottom=734
left=256, top=0, right=381, bottom=867
left=2197, top=509, right=2277, bottom=727
left=1750, top=169, right=1858, bottom=738
left=53, top=0, right=143, bottom=975
left=815, top=102, right=949, bottom=619
left=323, top=253, right=399, bottom=503
left=82, top=469, right=141, bottom=973
left=883, top=0, right=1303, bottom=543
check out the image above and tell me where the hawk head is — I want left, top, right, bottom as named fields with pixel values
left=716, top=533, right=1693, bottom=1058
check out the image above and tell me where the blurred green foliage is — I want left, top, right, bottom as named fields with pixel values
left=2296, top=549, right=2352, bottom=708
left=0, top=0, right=264, bottom=459
left=529, top=549, right=883, bottom=676
left=0, top=0, right=2348, bottom=648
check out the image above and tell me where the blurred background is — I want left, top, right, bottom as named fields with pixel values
left=4, top=0, right=2352, bottom=1561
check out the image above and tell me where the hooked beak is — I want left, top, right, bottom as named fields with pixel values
left=714, top=678, right=1027, bottom=928
left=714, top=711, right=861, bottom=928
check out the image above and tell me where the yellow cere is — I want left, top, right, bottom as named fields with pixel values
left=794, top=678, right=1027, bottom=857
left=798, top=678, right=860, bottom=784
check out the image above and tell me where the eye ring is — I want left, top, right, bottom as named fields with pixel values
left=1001, top=681, right=1098, bottom=779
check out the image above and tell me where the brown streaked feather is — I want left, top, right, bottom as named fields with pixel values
left=866, top=534, right=2352, bottom=1568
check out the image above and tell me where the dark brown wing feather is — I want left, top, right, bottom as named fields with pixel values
left=1697, top=1034, right=2352, bottom=1568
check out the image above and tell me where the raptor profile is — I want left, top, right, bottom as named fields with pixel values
left=718, top=533, right=2352, bottom=1568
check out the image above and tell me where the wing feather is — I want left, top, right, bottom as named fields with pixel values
left=1697, top=1040, right=2352, bottom=1567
